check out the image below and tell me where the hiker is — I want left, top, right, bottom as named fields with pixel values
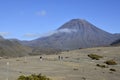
left=61, top=56, right=63, bottom=60
left=58, top=56, right=63, bottom=60
left=40, top=56, right=42, bottom=61
left=58, top=56, right=61, bottom=60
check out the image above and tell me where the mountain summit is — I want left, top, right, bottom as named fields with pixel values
left=23, top=19, right=119, bottom=50
left=58, top=19, right=93, bottom=30
left=58, top=19, right=110, bottom=34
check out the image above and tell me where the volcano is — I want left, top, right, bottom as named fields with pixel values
left=23, top=19, right=119, bottom=50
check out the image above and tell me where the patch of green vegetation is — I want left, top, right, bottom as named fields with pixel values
left=17, top=73, right=51, bottom=80
left=96, top=64, right=108, bottom=68
left=104, top=60, right=117, bottom=65
left=88, top=54, right=103, bottom=60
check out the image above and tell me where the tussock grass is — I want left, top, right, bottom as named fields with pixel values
left=109, top=68, right=116, bottom=72
left=88, top=54, right=103, bottom=60
left=104, top=60, right=117, bottom=65
left=17, top=73, right=51, bottom=80
left=96, top=64, right=108, bottom=68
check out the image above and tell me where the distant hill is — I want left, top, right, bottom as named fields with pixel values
left=110, top=33, right=120, bottom=46
left=22, top=19, right=119, bottom=50
left=111, top=39, right=120, bottom=46
left=0, top=38, right=32, bottom=57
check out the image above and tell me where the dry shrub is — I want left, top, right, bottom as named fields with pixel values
left=73, top=68, right=79, bottom=71
left=96, top=64, right=108, bottom=68
left=109, top=68, right=116, bottom=72
left=104, top=60, right=117, bottom=65
left=88, top=54, right=103, bottom=60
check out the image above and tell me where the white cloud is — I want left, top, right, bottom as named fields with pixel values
left=0, top=32, right=10, bottom=36
left=40, top=29, right=77, bottom=38
left=36, top=10, right=46, bottom=16
left=23, top=33, right=40, bottom=38
left=23, top=29, right=77, bottom=39
left=23, top=32, right=56, bottom=38
left=40, top=31, right=57, bottom=37
left=58, top=29, right=77, bottom=33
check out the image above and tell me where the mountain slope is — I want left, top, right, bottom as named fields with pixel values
left=111, top=39, right=120, bottom=46
left=110, top=34, right=120, bottom=46
left=0, top=35, right=4, bottom=40
left=23, top=19, right=119, bottom=50
left=0, top=38, right=32, bottom=57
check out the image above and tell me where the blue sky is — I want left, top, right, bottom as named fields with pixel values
left=0, top=0, right=120, bottom=40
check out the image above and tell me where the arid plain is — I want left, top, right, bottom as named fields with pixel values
left=0, top=46, right=120, bottom=80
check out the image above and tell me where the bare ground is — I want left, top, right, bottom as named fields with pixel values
left=0, top=46, right=120, bottom=80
